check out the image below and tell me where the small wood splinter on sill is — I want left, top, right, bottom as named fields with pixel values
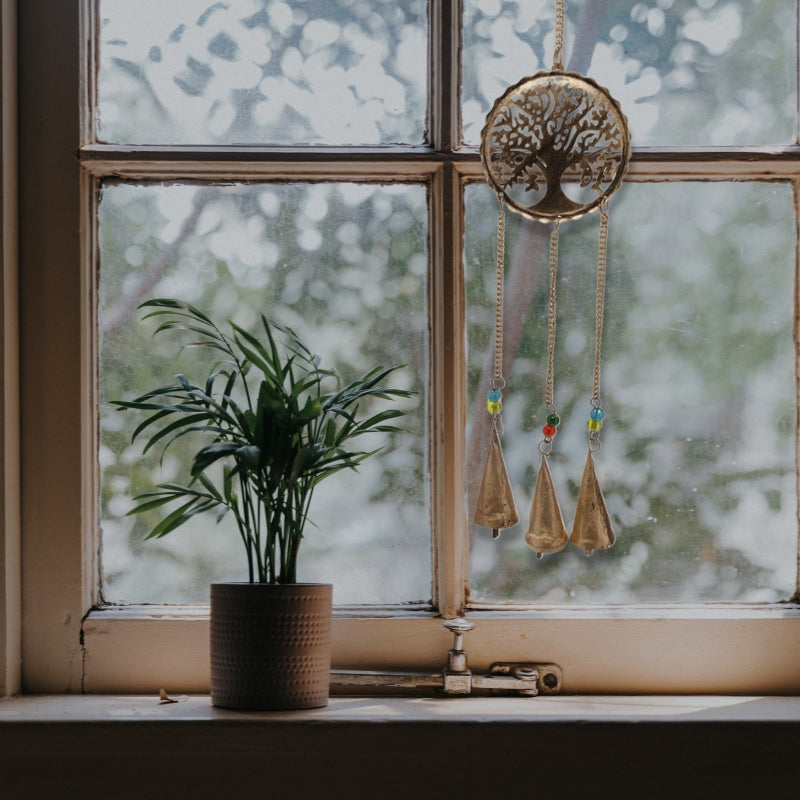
left=159, top=689, right=189, bottom=705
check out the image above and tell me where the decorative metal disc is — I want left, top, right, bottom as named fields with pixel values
left=481, top=71, right=631, bottom=221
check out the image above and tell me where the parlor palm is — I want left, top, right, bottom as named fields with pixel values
left=114, top=298, right=413, bottom=584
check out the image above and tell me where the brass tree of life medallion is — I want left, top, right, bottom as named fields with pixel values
left=481, top=71, right=631, bottom=221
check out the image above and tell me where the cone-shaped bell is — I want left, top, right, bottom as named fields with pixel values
left=524, top=456, right=568, bottom=557
left=570, top=452, right=615, bottom=556
left=474, top=428, right=519, bottom=538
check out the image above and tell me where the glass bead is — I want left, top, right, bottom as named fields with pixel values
left=590, top=407, right=605, bottom=421
left=487, top=388, right=502, bottom=402
left=546, top=413, right=560, bottom=427
left=587, top=418, right=602, bottom=432
left=543, top=424, right=557, bottom=438
left=487, top=400, right=502, bottom=414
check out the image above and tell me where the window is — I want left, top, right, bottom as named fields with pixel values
left=13, top=0, right=800, bottom=695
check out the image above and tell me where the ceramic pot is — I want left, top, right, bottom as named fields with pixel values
left=210, top=582, right=332, bottom=710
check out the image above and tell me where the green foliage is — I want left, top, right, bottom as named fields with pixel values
left=113, top=298, right=414, bottom=584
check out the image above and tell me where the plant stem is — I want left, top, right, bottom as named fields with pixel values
left=235, top=505, right=254, bottom=583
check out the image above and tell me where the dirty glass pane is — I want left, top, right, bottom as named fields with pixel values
left=466, top=180, right=796, bottom=602
left=97, top=0, right=427, bottom=145
left=463, top=0, right=797, bottom=147
left=99, top=182, right=429, bottom=604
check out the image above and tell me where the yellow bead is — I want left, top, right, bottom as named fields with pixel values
left=587, top=418, right=602, bottom=431
left=487, top=400, right=502, bottom=414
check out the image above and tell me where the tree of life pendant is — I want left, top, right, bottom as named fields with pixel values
left=480, top=71, right=630, bottom=222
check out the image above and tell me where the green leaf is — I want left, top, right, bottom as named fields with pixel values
left=126, top=490, right=182, bottom=516
left=144, top=496, right=220, bottom=539
left=192, top=441, right=242, bottom=474
left=352, top=409, right=408, bottom=437
left=140, top=298, right=216, bottom=327
left=137, top=412, right=216, bottom=454
left=231, top=323, right=283, bottom=385
left=196, top=472, right=224, bottom=502
left=297, top=396, right=323, bottom=423
left=237, top=445, right=260, bottom=469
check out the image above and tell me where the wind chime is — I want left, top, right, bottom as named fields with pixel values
left=474, top=0, right=631, bottom=558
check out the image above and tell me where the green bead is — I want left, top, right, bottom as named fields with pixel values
left=487, top=400, right=502, bottom=414
left=587, top=418, right=602, bottom=432
left=546, top=413, right=560, bottom=427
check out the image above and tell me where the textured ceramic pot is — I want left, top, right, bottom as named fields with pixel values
left=210, top=582, right=332, bottom=710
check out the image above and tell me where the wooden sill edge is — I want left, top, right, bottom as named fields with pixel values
left=2, top=694, right=800, bottom=724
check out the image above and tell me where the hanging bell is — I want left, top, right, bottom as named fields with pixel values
left=524, top=456, right=568, bottom=558
left=570, top=451, right=615, bottom=556
left=474, top=427, right=519, bottom=538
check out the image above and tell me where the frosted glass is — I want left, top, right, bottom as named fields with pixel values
left=467, top=181, right=796, bottom=602
left=463, top=1, right=797, bottom=147
left=99, top=182, right=429, bottom=604
left=97, top=0, right=427, bottom=145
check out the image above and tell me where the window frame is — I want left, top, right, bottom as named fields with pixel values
left=11, top=0, right=800, bottom=696
left=0, top=0, right=20, bottom=700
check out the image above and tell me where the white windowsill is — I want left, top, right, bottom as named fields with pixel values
left=3, top=692, right=800, bottom=722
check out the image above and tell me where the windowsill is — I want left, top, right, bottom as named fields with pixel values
left=3, top=694, right=799, bottom=798
left=3, top=692, right=800, bottom=722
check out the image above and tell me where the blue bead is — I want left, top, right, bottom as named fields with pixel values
left=590, top=407, right=605, bottom=421
left=488, top=388, right=502, bottom=402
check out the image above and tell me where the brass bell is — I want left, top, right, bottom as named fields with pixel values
left=474, top=427, right=519, bottom=538
left=524, top=456, right=568, bottom=558
left=570, top=452, right=615, bottom=556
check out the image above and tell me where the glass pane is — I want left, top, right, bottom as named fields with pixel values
left=463, top=0, right=797, bottom=147
left=97, top=0, right=427, bottom=145
left=466, top=181, right=797, bottom=602
left=99, top=182, right=429, bottom=604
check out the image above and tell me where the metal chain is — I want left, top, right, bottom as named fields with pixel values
left=545, top=220, right=560, bottom=410
left=493, top=199, right=506, bottom=390
left=586, top=200, right=610, bottom=453
left=553, top=0, right=565, bottom=71
left=592, top=200, right=609, bottom=406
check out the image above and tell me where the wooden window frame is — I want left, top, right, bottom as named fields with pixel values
left=8, top=0, right=800, bottom=696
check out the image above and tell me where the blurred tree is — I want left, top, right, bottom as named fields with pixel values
left=97, top=0, right=798, bottom=604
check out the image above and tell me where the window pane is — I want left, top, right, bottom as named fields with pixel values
left=466, top=181, right=797, bottom=602
left=463, top=0, right=798, bottom=147
left=99, top=182, right=429, bottom=604
left=97, top=0, right=428, bottom=145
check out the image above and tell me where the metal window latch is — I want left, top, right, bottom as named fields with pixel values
left=330, top=618, right=562, bottom=698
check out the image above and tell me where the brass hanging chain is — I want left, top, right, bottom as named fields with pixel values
left=484, top=198, right=508, bottom=436
left=586, top=199, right=610, bottom=452
left=553, top=0, right=565, bottom=71
left=592, top=200, right=609, bottom=406
left=493, top=199, right=506, bottom=391
left=537, top=218, right=561, bottom=456
left=544, top=220, right=560, bottom=411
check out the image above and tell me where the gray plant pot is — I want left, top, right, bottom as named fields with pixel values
left=210, top=582, right=332, bottom=710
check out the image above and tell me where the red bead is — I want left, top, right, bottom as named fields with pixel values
left=543, top=424, right=557, bottom=438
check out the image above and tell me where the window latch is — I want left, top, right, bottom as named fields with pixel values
left=330, top=618, right=562, bottom=697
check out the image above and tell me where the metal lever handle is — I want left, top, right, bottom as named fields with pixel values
left=443, top=617, right=475, bottom=646
left=329, top=617, right=562, bottom=697
left=441, top=617, right=475, bottom=695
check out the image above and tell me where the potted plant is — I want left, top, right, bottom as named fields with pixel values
left=113, top=298, right=413, bottom=710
